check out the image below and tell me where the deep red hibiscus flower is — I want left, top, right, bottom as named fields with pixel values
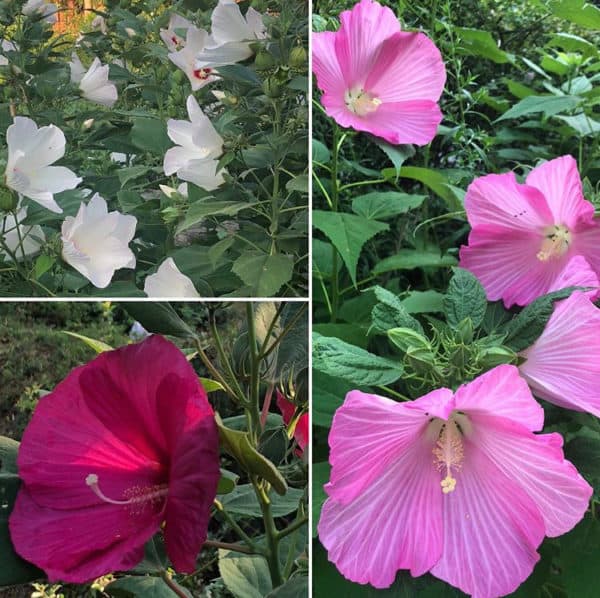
left=9, top=335, right=220, bottom=583
left=276, top=390, right=308, bottom=457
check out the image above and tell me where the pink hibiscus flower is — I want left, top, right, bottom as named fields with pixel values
left=520, top=291, right=600, bottom=417
left=318, top=365, right=591, bottom=597
left=312, top=0, right=446, bottom=145
left=9, top=335, right=220, bottom=583
left=276, top=390, right=308, bottom=458
left=460, top=155, right=600, bottom=307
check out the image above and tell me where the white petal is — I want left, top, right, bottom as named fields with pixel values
left=144, top=257, right=200, bottom=298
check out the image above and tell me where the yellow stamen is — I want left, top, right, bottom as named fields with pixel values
left=344, top=88, right=382, bottom=116
left=432, top=419, right=464, bottom=494
left=537, top=225, right=571, bottom=261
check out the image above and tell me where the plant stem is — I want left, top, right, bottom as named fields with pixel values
left=254, top=480, right=283, bottom=587
left=277, top=515, right=308, bottom=540
left=214, top=499, right=258, bottom=549
left=193, top=337, right=238, bottom=401
left=204, top=540, right=255, bottom=555
left=330, top=123, right=341, bottom=322
left=245, top=303, right=262, bottom=443
left=159, top=571, right=189, bottom=598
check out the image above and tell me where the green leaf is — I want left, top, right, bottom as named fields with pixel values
left=34, top=254, right=54, bottom=279
left=312, top=139, right=330, bottom=163
left=313, top=371, right=354, bottom=428
left=313, top=333, right=403, bottom=386
left=176, top=201, right=251, bottom=234
left=387, top=328, right=432, bottom=354
left=123, top=303, right=196, bottom=338
left=312, top=462, right=330, bottom=538
left=118, top=165, right=151, bottom=187
left=313, top=323, right=368, bottom=348
left=496, top=95, right=582, bottom=122
left=130, top=117, right=172, bottom=155
left=216, top=414, right=287, bottom=495
left=401, top=290, right=445, bottom=314
left=232, top=252, right=294, bottom=297
left=352, top=192, right=427, bottom=220
left=373, top=250, right=457, bottom=274
left=564, top=436, right=600, bottom=480
left=217, top=468, right=240, bottom=494
left=0, top=436, right=20, bottom=473
left=504, top=288, right=578, bottom=351
left=555, top=113, right=600, bottom=137
left=219, top=484, right=303, bottom=517
left=199, top=377, right=226, bottom=393
left=390, top=166, right=457, bottom=208
left=313, top=211, right=388, bottom=286
left=558, top=516, right=600, bottom=598
left=370, top=139, right=415, bottom=177
left=218, top=550, right=272, bottom=598
left=106, top=575, right=191, bottom=597
left=456, top=28, right=512, bottom=63
left=286, top=174, right=309, bottom=194
left=443, top=268, right=487, bottom=330
left=62, top=331, right=114, bottom=353
left=371, top=285, right=424, bottom=335
left=549, top=0, right=600, bottom=29
left=266, top=576, right=309, bottom=597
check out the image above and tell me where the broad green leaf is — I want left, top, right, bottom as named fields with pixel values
left=232, top=252, right=294, bottom=297
left=216, top=414, right=287, bottom=495
left=456, top=28, right=512, bottom=64
left=286, top=174, right=309, bottom=194
left=217, top=468, right=240, bottom=495
left=124, top=303, right=196, bottom=338
left=34, top=254, right=54, bottom=279
left=312, top=371, right=354, bottom=428
left=219, top=484, right=304, bottom=517
left=312, top=462, right=330, bottom=537
left=549, top=0, right=600, bottom=29
left=496, top=95, right=582, bottom=122
left=352, top=192, right=427, bottom=220
left=313, top=211, right=388, bottom=286
left=266, top=576, right=308, bottom=598
left=313, top=333, right=403, bottom=386
left=106, top=575, right=190, bottom=597
left=370, top=138, right=415, bottom=177
left=0, top=435, right=20, bottom=473
left=555, top=113, right=600, bottom=137
left=312, top=139, right=330, bottom=163
left=176, top=201, right=251, bottom=234
left=504, top=288, right=579, bottom=351
left=62, top=331, right=113, bottom=353
left=130, top=117, right=172, bottom=155
left=371, top=285, right=424, bottom=335
left=373, top=250, right=457, bottom=274
left=546, top=32, right=598, bottom=57
left=313, top=323, right=368, bottom=348
left=564, top=436, right=600, bottom=480
left=218, top=551, right=272, bottom=598
left=443, top=269, right=487, bottom=330
left=401, top=290, right=445, bottom=314
left=558, top=516, right=600, bottom=598
left=118, top=165, right=151, bottom=187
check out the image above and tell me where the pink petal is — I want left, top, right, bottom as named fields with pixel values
left=318, top=433, right=443, bottom=587
left=430, top=441, right=546, bottom=598
left=326, top=388, right=453, bottom=504
left=526, top=155, right=593, bottom=230
left=547, top=255, right=600, bottom=300
left=312, top=31, right=347, bottom=105
left=276, top=390, right=295, bottom=426
left=468, top=415, right=592, bottom=537
left=453, top=365, right=544, bottom=431
left=464, top=171, right=552, bottom=232
left=9, top=487, right=160, bottom=583
left=365, top=32, right=446, bottom=103
left=335, top=0, right=402, bottom=86
left=355, top=99, right=443, bottom=146
left=460, top=226, right=567, bottom=307
left=520, top=291, right=600, bottom=416
left=572, top=220, right=600, bottom=276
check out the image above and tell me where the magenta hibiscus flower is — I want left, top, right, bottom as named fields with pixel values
left=460, top=155, right=600, bottom=307
left=9, top=335, right=220, bottom=583
left=318, top=365, right=591, bottom=597
left=312, top=0, right=446, bottom=145
left=520, top=291, right=600, bottom=417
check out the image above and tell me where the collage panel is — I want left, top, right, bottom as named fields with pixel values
left=0, top=0, right=308, bottom=298
left=312, top=0, right=600, bottom=597
left=0, top=300, right=308, bottom=596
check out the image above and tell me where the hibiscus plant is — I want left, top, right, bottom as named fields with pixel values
left=0, top=301, right=308, bottom=597
left=313, top=0, right=600, bottom=596
left=0, top=0, right=308, bottom=297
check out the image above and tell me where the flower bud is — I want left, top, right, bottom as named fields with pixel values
left=0, top=186, right=17, bottom=212
left=255, top=50, right=275, bottom=70
left=289, top=46, right=307, bottom=69
left=455, top=318, right=473, bottom=344
left=477, top=346, right=517, bottom=369
left=262, top=78, right=283, bottom=98
left=387, top=327, right=431, bottom=354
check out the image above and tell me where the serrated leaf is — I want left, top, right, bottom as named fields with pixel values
left=443, top=268, right=487, bottom=329
left=218, top=551, right=272, bottom=598
left=216, top=414, right=287, bottom=495
left=313, top=210, right=388, bottom=286
left=351, top=192, right=427, bottom=220
left=371, top=286, right=423, bottom=335
left=312, top=333, right=403, bottom=386
left=232, top=252, right=294, bottom=297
